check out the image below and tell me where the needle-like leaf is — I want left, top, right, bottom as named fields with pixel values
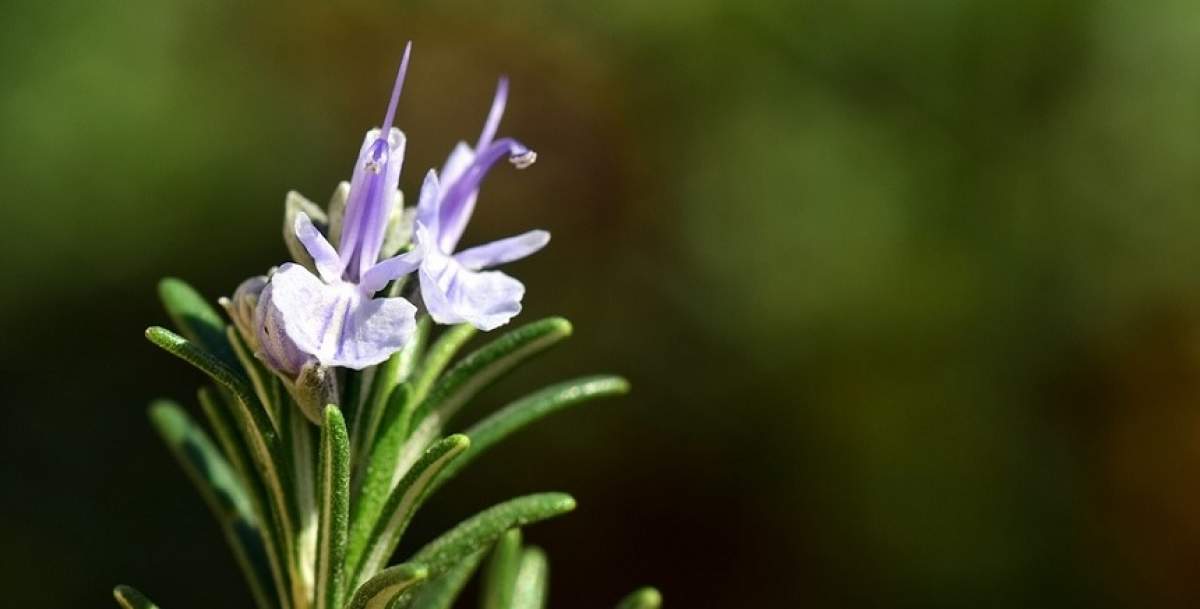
left=197, top=387, right=291, bottom=609
left=408, top=323, right=476, bottom=404
left=344, top=563, right=428, bottom=609
left=146, top=326, right=297, bottom=604
left=315, top=406, right=351, bottom=609
left=614, top=587, right=663, bottom=609
left=157, top=277, right=237, bottom=367
left=430, top=376, right=629, bottom=496
left=350, top=318, right=428, bottom=469
left=197, top=386, right=263, bottom=514
left=348, top=382, right=416, bottom=578
left=394, top=318, right=572, bottom=480
left=510, top=547, right=549, bottom=609
left=226, top=325, right=283, bottom=428
left=113, top=585, right=160, bottom=609
left=407, top=493, right=575, bottom=582
left=480, top=529, right=522, bottom=609
left=149, top=401, right=277, bottom=609
left=406, top=549, right=486, bottom=609
left=348, top=435, right=470, bottom=591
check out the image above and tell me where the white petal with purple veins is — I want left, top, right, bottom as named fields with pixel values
left=267, top=264, right=417, bottom=370
left=418, top=245, right=525, bottom=331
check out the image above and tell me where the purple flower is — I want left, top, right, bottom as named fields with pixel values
left=412, top=78, right=549, bottom=331
left=259, top=44, right=422, bottom=371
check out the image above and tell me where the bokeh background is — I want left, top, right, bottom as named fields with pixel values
left=5, top=0, right=1200, bottom=607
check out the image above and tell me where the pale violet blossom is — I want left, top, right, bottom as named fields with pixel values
left=257, top=44, right=421, bottom=371
left=412, top=78, right=548, bottom=331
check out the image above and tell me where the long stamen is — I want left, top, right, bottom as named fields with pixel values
left=476, top=76, right=508, bottom=150
left=381, top=41, right=412, bottom=137
left=368, top=41, right=413, bottom=167
left=438, top=137, right=534, bottom=234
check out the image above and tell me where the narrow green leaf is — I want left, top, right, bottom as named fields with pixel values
left=406, top=550, right=486, bottom=609
left=149, top=401, right=276, bottom=609
left=197, top=387, right=292, bottom=609
left=510, top=547, right=549, bottom=609
left=315, top=406, right=351, bottom=609
left=348, top=435, right=471, bottom=592
left=344, top=563, right=428, bottom=609
left=227, top=325, right=283, bottom=428
left=395, top=318, right=573, bottom=479
left=409, top=323, right=476, bottom=404
left=407, top=493, right=576, bottom=582
left=197, top=387, right=262, bottom=511
left=145, top=327, right=259, bottom=427
left=146, top=326, right=297, bottom=599
left=431, top=376, right=629, bottom=496
left=157, top=277, right=236, bottom=367
left=113, top=585, right=159, bottom=609
left=351, top=318, right=430, bottom=470
left=347, top=382, right=417, bottom=580
left=289, top=402, right=319, bottom=604
left=481, top=529, right=522, bottom=609
left=614, top=587, right=662, bottom=609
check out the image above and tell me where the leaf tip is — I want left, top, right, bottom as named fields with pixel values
left=400, top=563, right=430, bottom=585
left=144, top=326, right=176, bottom=344
left=147, top=400, right=183, bottom=432
left=544, top=316, right=573, bottom=337
left=551, top=493, right=577, bottom=513
left=446, top=433, right=472, bottom=451
left=156, top=276, right=185, bottom=296
left=323, top=403, right=343, bottom=421
left=610, top=376, right=632, bottom=394
left=617, top=587, right=662, bottom=609
left=113, top=585, right=155, bottom=609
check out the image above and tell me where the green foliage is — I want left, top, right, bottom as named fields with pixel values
left=129, top=278, right=655, bottom=609
left=113, top=585, right=159, bottom=609
left=480, top=530, right=522, bottom=609
left=344, top=563, right=428, bottom=609
left=157, top=277, right=237, bottom=367
left=148, top=401, right=276, bottom=609
left=614, top=588, right=663, bottom=609
left=407, top=550, right=486, bottom=609
left=315, top=406, right=351, bottom=609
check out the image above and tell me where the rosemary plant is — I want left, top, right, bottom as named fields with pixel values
left=115, top=44, right=659, bottom=609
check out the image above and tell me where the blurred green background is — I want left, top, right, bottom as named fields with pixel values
left=5, top=0, right=1200, bottom=607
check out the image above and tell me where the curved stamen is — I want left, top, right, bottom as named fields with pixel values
left=477, top=77, right=508, bottom=150
left=437, top=137, right=534, bottom=236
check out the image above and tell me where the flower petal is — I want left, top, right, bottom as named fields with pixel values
left=333, top=291, right=418, bottom=369
left=453, top=230, right=549, bottom=270
left=440, top=142, right=475, bottom=190
left=418, top=248, right=525, bottom=331
left=338, top=128, right=407, bottom=282
left=414, top=169, right=442, bottom=236
left=360, top=248, right=424, bottom=295
left=294, top=212, right=343, bottom=283
left=267, top=263, right=417, bottom=369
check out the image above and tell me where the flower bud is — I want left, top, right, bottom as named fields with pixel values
left=220, top=275, right=268, bottom=352
left=254, top=280, right=313, bottom=378
left=292, top=362, right=340, bottom=424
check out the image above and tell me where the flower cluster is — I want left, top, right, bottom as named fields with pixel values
left=222, top=43, right=547, bottom=417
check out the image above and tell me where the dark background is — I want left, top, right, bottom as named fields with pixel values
left=5, top=1, right=1200, bottom=607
